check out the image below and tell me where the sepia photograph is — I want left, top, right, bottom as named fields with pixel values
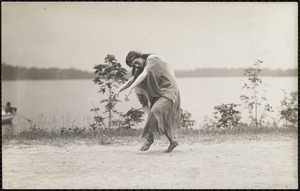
left=1, top=2, right=298, bottom=189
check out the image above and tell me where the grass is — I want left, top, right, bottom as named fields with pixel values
left=175, top=124, right=298, bottom=144
left=2, top=125, right=143, bottom=145
left=2, top=120, right=297, bottom=146
left=2, top=112, right=297, bottom=145
left=179, top=124, right=298, bottom=136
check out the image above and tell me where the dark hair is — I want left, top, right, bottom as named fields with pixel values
left=126, top=51, right=141, bottom=67
left=126, top=51, right=151, bottom=66
left=126, top=51, right=152, bottom=79
left=132, top=66, right=144, bottom=80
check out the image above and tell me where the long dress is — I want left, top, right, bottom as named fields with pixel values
left=134, top=55, right=181, bottom=139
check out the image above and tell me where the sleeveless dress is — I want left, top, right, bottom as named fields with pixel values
left=134, top=55, right=181, bottom=139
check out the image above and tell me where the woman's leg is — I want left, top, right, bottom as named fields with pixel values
left=139, top=97, right=159, bottom=151
left=140, top=133, right=154, bottom=151
left=140, top=96, right=180, bottom=152
left=164, top=133, right=179, bottom=153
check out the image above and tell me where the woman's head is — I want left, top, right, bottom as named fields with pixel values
left=126, top=51, right=151, bottom=78
left=126, top=51, right=141, bottom=67
left=125, top=51, right=152, bottom=68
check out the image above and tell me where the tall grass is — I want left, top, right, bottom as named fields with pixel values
left=3, top=117, right=297, bottom=146
left=178, top=124, right=297, bottom=136
left=3, top=125, right=145, bottom=145
left=2, top=108, right=297, bottom=146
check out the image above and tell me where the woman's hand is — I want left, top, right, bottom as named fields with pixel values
left=112, top=90, right=120, bottom=100
left=124, top=89, right=132, bottom=102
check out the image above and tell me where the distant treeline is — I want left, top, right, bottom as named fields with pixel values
left=175, top=68, right=298, bottom=77
left=1, top=63, right=96, bottom=80
left=1, top=63, right=297, bottom=80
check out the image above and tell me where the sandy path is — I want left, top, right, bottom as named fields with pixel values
left=2, top=135, right=298, bottom=189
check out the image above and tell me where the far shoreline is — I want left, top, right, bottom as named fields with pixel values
left=1, top=75, right=297, bottom=81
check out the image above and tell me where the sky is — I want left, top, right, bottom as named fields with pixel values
left=1, top=2, right=298, bottom=72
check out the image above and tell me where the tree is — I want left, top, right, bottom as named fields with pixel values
left=93, top=55, right=128, bottom=128
left=240, top=60, right=273, bottom=128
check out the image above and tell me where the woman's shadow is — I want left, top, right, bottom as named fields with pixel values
left=136, top=148, right=184, bottom=155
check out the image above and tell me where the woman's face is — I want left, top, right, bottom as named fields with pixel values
left=130, top=58, right=145, bottom=69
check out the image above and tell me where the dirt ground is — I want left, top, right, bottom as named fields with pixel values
left=2, top=134, right=298, bottom=189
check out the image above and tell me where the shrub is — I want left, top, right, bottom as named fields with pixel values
left=280, top=90, right=298, bottom=126
left=213, top=103, right=241, bottom=128
left=120, top=108, right=145, bottom=130
left=181, top=109, right=195, bottom=128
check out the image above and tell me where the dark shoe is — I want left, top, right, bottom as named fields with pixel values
left=140, top=140, right=154, bottom=151
left=164, top=140, right=179, bottom=153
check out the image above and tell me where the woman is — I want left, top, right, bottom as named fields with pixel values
left=113, top=51, right=181, bottom=153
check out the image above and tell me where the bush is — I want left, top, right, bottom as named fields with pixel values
left=280, top=90, right=298, bottom=126
left=181, top=109, right=195, bottom=128
left=213, top=103, right=241, bottom=128
left=120, top=108, right=145, bottom=130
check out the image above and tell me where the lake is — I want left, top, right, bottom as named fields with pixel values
left=1, top=77, right=298, bottom=131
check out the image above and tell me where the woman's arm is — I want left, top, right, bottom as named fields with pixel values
left=126, top=69, right=147, bottom=93
left=112, top=76, right=135, bottom=99
left=118, top=76, right=135, bottom=93
left=124, top=69, right=148, bottom=101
